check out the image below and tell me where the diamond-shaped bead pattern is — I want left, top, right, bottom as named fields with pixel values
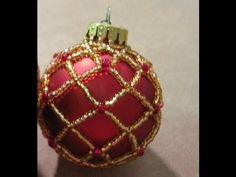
left=38, top=40, right=163, bottom=168
left=109, top=93, right=146, bottom=126
left=61, top=130, right=90, bottom=157
left=49, top=68, right=71, bottom=92
left=115, top=60, right=135, bottom=82
left=54, top=86, right=94, bottom=121
left=85, top=73, right=122, bottom=102
left=77, top=113, right=120, bottom=147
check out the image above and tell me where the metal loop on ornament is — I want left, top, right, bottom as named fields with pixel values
left=101, top=6, right=111, bottom=24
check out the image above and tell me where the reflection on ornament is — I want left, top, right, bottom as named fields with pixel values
left=38, top=7, right=163, bottom=168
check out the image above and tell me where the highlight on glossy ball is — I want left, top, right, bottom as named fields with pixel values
left=38, top=42, right=163, bottom=168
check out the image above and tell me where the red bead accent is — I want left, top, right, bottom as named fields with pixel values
left=154, top=106, right=160, bottom=114
left=97, top=103, right=106, bottom=113
left=159, top=102, right=164, bottom=108
left=102, top=57, right=110, bottom=67
left=42, top=91, right=48, bottom=102
left=142, top=63, right=150, bottom=72
left=154, top=102, right=164, bottom=114
left=101, top=57, right=110, bottom=73
left=137, top=147, right=145, bottom=156
left=62, top=52, right=69, bottom=61
left=48, top=138, right=55, bottom=148
left=94, top=148, right=102, bottom=156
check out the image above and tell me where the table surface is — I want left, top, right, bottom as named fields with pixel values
left=38, top=0, right=199, bottom=177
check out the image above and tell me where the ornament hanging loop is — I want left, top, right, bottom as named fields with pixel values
left=101, top=7, right=111, bottom=24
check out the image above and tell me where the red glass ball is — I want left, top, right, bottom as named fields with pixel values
left=38, top=46, right=163, bottom=167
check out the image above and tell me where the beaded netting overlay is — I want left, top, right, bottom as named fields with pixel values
left=38, top=33, right=163, bottom=168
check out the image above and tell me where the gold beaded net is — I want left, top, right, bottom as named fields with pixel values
left=38, top=33, right=163, bottom=168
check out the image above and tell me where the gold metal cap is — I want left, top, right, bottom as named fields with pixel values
left=85, top=7, right=128, bottom=45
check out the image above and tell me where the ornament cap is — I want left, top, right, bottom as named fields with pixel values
left=86, top=22, right=128, bottom=45
left=86, top=8, right=128, bottom=45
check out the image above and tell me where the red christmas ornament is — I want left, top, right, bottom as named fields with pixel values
left=38, top=8, right=163, bottom=168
